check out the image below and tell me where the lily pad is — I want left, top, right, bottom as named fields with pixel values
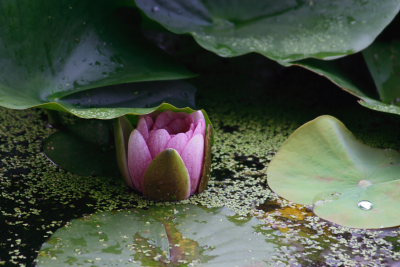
left=267, top=115, right=400, bottom=229
left=53, top=80, right=199, bottom=119
left=363, top=41, right=400, bottom=104
left=293, top=40, right=400, bottom=116
left=40, top=80, right=200, bottom=119
left=136, top=0, right=400, bottom=62
left=36, top=205, right=276, bottom=266
left=0, top=0, right=193, bottom=118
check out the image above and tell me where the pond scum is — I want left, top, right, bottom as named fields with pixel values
left=1, top=68, right=400, bottom=266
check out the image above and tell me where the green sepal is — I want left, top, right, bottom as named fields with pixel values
left=198, top=124, right=213, bottom=193
left=143, top=149, right=190, bottom=201
left=113, top=116, right=134, bottom=187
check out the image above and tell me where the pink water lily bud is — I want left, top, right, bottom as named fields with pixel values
left=114, top=110, right=212, bottom=201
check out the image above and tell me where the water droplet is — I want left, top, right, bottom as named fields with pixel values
left=358, top=200, right=373, bottom=211
left=151, top=6, right=159, bottom=12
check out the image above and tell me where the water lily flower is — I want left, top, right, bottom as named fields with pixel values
left=114, top=110, right=212, bottom=201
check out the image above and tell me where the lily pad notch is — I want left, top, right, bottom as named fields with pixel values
left=267, top=115, right=400, bottom=229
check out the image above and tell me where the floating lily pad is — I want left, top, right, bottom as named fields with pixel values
left=267, top=115, right=400, bottom=228
left=136, top=0, right=400, bottom=62
left=36, top=205, right=276, bottom=266
left=0, top=0, right=193, bottom=118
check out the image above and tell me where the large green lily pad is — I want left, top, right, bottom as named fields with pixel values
left=267, top=115, right=400, bottom=229
left=135, top=0, right=400, bottom=62
left=36, top=205, right=275, bottom=266
left=0, top=0, right=193, bottom=118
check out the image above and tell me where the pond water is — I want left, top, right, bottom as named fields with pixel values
left=0, top=62, right=399, bottom=266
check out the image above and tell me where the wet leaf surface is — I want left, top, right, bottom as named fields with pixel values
left=136, top=0, right=400, bottom=62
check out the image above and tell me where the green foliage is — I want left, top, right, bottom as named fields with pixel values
left=0, top=0, right=194, bottom=118
left=136, top=0, right=400, bottom=62
left=293, top=40, right=400, bottom=116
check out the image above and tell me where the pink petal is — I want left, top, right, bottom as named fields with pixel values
left=166, top=133, right=189, bottom=154
left=190, top=110, right=205, bottom=124
left=127, top=129, right=152, bottom=192
left=154, top=111, right=188, bottom=130
left=144, top=116, right=153, bottom=130
left=148, top=129, right=171, bottom=158
left=193, top=120, right=206, bottom=137
left=153, top=111, right=175, bottom=129
left=185, top=130, right=193, bottom=140
left=181, top=134, right=205, bottom=195
left=136, top=117, right=150, bottom=140
left=167, top=118, right=189, bottom=134
left=185, top=123, right=195, bottom=139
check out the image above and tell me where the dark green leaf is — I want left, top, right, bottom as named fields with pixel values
left=43, top=120, right=119, bottom=177
left=42, top=80, right=198, bottom=119
left=136, top=0, right=400, bottom=62
left=293, top=41, right=400, bottom=116
left=0, top=0, right=193, bottom=117
left=363, top=41, right=400, bottom=104
left=60, top=80, right=197, bottom=110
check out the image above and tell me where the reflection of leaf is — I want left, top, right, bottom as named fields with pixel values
left=268, top=115, right=400, bottom=228
left=164, top=222, right=216, bottom=265
left=0, top=0, right=193, bottom=117
left=36, top=205, right=275, bottom=266
left=136, top=0, right=400, bottom=62
left=131, top=233, right=169, bottom=266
